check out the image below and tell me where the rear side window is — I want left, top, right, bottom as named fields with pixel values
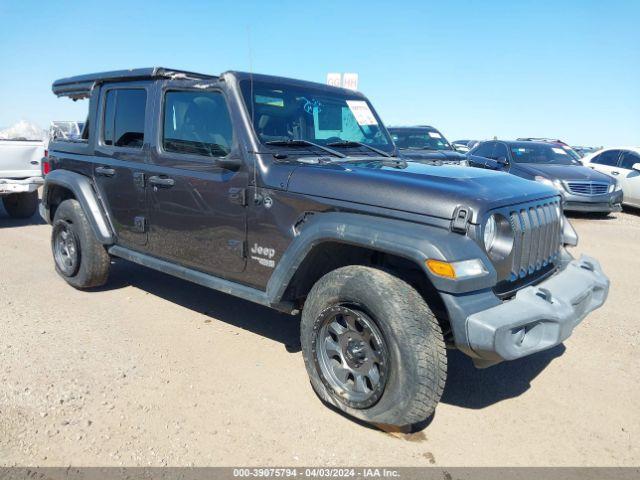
left=162, top=90, right=233, bottom=158
left=493, top=143, right=508, bottom=160
left=103, top=89, right=147, bottom=148
left=471, top=142, right=495, bottom=158
left=619, top=151, right=640, bottom=169
left=592, top=150, right=620, bottom=166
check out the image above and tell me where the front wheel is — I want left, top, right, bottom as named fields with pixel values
left=301, top=266, right=447, bottom=428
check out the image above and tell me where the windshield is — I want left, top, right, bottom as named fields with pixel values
left=389, top=129, right=453, bottom=151
left=509, top=143, right=582, bottom=165
left=240, top=80, right=393, bottom=154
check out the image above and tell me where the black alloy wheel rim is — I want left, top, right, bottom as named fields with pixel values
left=53, top=222, right=80, bottom=276
left=314, top=305, right=389, bottom=409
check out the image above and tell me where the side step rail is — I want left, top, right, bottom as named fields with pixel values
left=108, top=245, right=294, bottom=313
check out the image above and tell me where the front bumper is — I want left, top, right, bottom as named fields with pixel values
left=443, top=255, right=609, bottom=367
left=562, top=189, right=623, bottom=213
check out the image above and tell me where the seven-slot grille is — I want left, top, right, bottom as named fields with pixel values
left=508, top=200, right=562, bottom=282
left=565, top=181, right=609, bottom=196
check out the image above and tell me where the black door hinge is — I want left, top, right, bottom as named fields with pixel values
left=133, top=172, right=146, bottom=188
left=133, top=216, right=147, bottom=233
left=451, top=206, right=471, bottom=234
left=229, top=187, right=247, bottom=206
left=227, top=239, right=246, bottom=258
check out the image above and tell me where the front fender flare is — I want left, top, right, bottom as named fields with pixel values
left=42, top=170, right=114, bottom=244
left=266, top=212, right=497, bottom=304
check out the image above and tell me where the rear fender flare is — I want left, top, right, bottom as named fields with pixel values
left=42, top=169, right=114, bottom=244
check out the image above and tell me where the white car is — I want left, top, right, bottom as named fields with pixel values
left=582, top=147, right=640, bottom=208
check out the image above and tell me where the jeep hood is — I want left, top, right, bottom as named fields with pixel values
left=286, top=158, right=559, bottom=222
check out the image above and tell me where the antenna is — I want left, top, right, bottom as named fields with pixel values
left=247, top=25, right=259, bottom=203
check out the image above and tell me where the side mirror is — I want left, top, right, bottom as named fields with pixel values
left=496, top=156, right=509, bottom=165
left=632, top=163, right=640, bottom=172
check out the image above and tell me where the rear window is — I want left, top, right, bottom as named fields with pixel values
left=103, top=89, right=147, bottom=148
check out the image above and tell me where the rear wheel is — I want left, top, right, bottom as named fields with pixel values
left=2, top=191, right=38, bottom=218
left=51, top=199, right=110, bottom=289
left=301, top=265, right=447, bottom=428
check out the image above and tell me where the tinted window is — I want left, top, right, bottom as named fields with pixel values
left=471, top=142, right=495, bottom=158
left=493, top=143, right=508, bottom=160
left=592, top=150, right=620, bottom=166
left=508, top=143, right=579, bottom=165
left=389, top=129, right=453, bottom=151
left=103, top=89, right=146, bottom=148
left=163, top=91, right=233, bottom=157
left=619, top=151, right=640, bottom=170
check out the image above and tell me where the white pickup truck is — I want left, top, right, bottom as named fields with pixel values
left=0, top=135, right=44, bottom=218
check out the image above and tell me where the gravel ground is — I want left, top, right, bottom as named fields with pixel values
left=0, top=203, right=638, bottom=466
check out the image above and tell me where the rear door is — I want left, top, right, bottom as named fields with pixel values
left=617, top=150, right=640, bottom=206
left=93, top=84, right=151, bottom=247
left=145, top=84, right=247, bottom=275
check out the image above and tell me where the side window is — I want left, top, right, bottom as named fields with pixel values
left=163, top=90, right=233, bottom=157
left=493, top=143, right=508, bottom=160
left=592, top=150, right=620, bottom=166
left=472, top=142, right=495, bottom=158
left=102, top=89, right=147, bottom=148
left=619, top=151, right=640, bottom=170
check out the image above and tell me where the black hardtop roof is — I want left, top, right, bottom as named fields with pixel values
left=52, top=67, right=218, bottom=99
left=52, top=67, right=367, bottom=100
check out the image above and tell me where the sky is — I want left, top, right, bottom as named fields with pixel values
left=0, top=0, right=638, bottom=146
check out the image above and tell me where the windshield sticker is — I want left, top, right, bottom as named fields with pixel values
left=428, top=132, right=442, bottom=138
left=552, top=147, right=568, bottom=155
left=346, top=100, right=378, bottom=126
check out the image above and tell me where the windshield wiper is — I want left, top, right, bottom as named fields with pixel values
left=265, top=139, right=346, bottom=158
left=327, top=140, right=392, bottom=158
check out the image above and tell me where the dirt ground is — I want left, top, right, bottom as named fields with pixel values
left=0, top=203, right=638, bottom=467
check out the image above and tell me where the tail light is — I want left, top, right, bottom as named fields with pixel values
left=42, top=149, right=51, bottom=175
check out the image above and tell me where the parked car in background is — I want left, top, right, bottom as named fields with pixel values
left=0, top=121, right=44, bottom=218
left=451, top=140, right=472, bottom=153
left=388, top=126, right=468, bottom=165
left=49, top=121, right=86, bottom=141
left=469, top=140, right=622, bottom=214
left=573, top=146, right=600, bottom=159
left=516, top=137, right=582, bottom=162
left=582, top=147, right=640, bottom=208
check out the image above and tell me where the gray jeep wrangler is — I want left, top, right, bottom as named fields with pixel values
left=41, top=67, right=609, bottom=428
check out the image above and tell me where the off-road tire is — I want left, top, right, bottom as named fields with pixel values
left=2, top=191, right=38, bottom=219
left=301, top=265, right=447, bottom=428
left=51, top=199, right=110, bottom=289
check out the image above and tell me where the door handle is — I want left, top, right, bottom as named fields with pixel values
left=148, top=176, right=175, bottom=188
left=95, top=166, right=116, bottom=177
left=611, top=171, right=620, bottom=175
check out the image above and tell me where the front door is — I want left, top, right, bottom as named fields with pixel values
left=146, top=86, right=247, bottom=275
left=93, top=85, right=150, bottom=248
left=617, top=150, right=640, bottom=206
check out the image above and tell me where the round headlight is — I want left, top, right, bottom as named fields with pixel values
left=483, top=215, right=497, bottom=251
left=483, top=214, right=514, bottom=260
